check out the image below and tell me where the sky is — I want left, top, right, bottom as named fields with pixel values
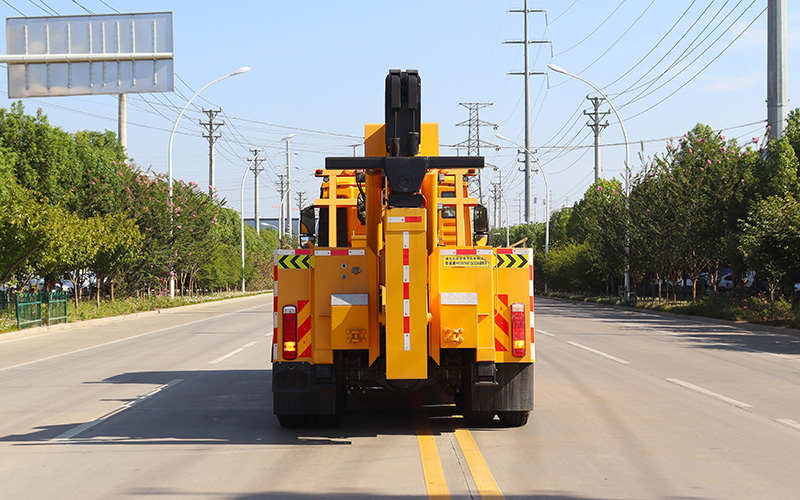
left=1, top=0, right=798, bottom=227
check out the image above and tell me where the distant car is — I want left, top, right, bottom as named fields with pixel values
left=718, top=272, right=755, bottom=290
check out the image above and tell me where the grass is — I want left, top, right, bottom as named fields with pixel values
left=542, top=291, right=800, bottom=332
left=0, top=290, right=269, bottom=334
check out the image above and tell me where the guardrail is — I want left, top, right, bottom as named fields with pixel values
left=5, top=291, right=69, bottom=330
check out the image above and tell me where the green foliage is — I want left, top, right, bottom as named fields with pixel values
left=739, top=194, right=800, bottom=293
left=540, top=241, right=600, bottom=292
left=0, top=104, right=274, bottom=302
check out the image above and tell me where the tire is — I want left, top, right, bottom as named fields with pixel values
left=314, top=414, right=344, bottom=426
left=498, top=410, right=529, bottom=427
left=465, top=410, right=495, bottom=426
left=276, top=414, right=309, bottom=428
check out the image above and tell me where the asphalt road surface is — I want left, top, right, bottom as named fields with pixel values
left=1, top=294, right=799, bottom=499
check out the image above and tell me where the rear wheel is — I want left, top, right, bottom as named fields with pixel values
left=276, top=415, right=309, bottom=428
left=498, top=410, right=529, bottom=427
left=465, top=410, right=495, bottom=426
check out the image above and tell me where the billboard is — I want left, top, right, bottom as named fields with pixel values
left=3, top=12, right=173, bottom=98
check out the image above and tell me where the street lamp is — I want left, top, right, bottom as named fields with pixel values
left=167, top=66, right=251, bottom=298
left=495, top=133, right=549, bottom=255
left=547, top=63, right=631, bottom=301
left=240, top=134, right=295, bottom=292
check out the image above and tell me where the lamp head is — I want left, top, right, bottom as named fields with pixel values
left=231, top=66, right=252, bottom=76
left=494, top=132, right=509, bottom=142
left=282, top=133, right=296, bottom=141
left=547, top=63, right=567, bottom=74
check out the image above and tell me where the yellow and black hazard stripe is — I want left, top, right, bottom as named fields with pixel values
left=496, top=253, right=528, bottom=268
left=277, top=254, right=313, bottom=270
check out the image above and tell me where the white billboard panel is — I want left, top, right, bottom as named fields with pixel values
left=4, top=12, right=173, bottom=98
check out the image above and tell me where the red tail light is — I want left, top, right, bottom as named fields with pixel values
left=282, top=305, right=298, bottom=360
left=511, top=303, right=526, bottom=357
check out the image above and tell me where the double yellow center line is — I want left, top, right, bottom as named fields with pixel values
left=411, top=393, right=504, bottom=499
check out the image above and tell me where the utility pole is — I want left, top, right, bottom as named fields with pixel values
left=248, top=148, right=265, bottom=234
left=200, top=109, right=224, bottom=194
left=276, top=174, right=287, bottom=236
left=767, top=0, right=787, bottom=140
left=584, top=96, right=610, bottom=184
left=505, top=2, right=548, bottom=223
left=296, top=191, right=307, bottom=214
left=455, top=103, right=498, bottom=204
left=118, top=93, right=127, bottom=151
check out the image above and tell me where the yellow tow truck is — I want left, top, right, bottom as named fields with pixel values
left=272, top=70, right=534, bottom=427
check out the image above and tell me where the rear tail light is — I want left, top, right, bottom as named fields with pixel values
left=282, top=305, right=298, bottom=360
left=511, top=303, right=526, bottom=357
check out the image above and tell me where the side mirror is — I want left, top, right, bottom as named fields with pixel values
left=300, top=206, right=316, bottom=236
left=473, top=205, right=489, bottom=234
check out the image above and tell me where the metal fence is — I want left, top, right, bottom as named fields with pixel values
left=6, top=291, right=69, bottom=330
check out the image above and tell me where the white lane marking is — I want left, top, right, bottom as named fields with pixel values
left=209, top=341, right=259, bottom=364
left=567, top=341, right=630, bottom=365
left=728, top=345, right=796, bottom=360
left=210, top=348, right=245, bottom=365
left=0, top=304, right=267, bottom=373
left=538, top=330, right=554, bottom=337
left=777, top=419, right=800, bottom=431
left=53, top=379, right=183, bottom=441
left=667, top=378, right=753, bottom=408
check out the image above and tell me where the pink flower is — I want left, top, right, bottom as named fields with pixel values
left=707, top=159, right=712, bottom=165
left=597, top=186, right=602, bottom=191
left=176, top=225, right=182, bottom=229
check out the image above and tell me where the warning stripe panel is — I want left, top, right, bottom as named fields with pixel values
left=277, top=254, right=312, bottom=270
left=297, top=299, right=312, bottom=358
left=496, top=253, right=528, bottom=268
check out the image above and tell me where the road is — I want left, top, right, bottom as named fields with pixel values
left=1, top=294, right=800, bottom=499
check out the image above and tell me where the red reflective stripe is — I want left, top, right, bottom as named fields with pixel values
left=295, top=249, right=312, bottom=255
left=455, top=249, right=476, bottom=255
left=495, top=337, right=508, bottom=352
left=494, top=312, right=509, bottom=334
left=403, top=282, right=410, bottom=297
left=330, top=249, right=349, bottom=256
left=496, top=248, right=513, bottom=254
left=403, top=252, right=410, bottom=266
left=403, top=316, right=410, bottom=334
left=405, top=216, right=422, bottom=222
left=498, top=293, right=509, bottom=308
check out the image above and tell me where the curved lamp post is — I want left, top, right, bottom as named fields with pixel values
left=240, top=134, right=295, bottom=292
left=168, top=66, right=251, bottom=298
left=546, top=63, right=632, bottom=301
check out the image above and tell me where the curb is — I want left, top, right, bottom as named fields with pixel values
left=538, top=294, right=800, bottom=338
left=0, top=292, right=272, bottom=342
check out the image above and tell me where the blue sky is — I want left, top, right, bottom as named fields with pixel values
left=1, top=1, right=797, bottom=226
